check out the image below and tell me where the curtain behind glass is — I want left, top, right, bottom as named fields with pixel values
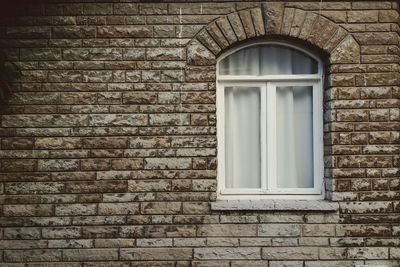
left=225, top=86, right=261, bottom=189
left=220, top=45, right=317, bottom=75
left=276, top=86, right=314, bottom=188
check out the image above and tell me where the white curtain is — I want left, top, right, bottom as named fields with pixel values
left=220, top=45, right=317, bottom=75
left=221, top=45, right=315, bottom=189
left=277, top=86, right=314, bottom=188
left=225, top=86, right=261, bottom=188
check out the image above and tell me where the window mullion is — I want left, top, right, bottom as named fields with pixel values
left=266, top=82, right=277, bottom=192
left=260, top=83, right=267, bottom=192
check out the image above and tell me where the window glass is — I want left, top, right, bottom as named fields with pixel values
left=219, top=45, right=318, bottom=75
left=276, top=86, right=314, bottom=188
left=225, top=86, right=261, bottom=189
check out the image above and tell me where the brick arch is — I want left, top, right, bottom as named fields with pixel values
left=186, top=5, right=360, bottom=67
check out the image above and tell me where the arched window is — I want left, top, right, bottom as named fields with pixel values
left=216, top=42, right=324, bottom=199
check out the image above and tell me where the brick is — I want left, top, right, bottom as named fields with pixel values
left=4, top=204, right=53, bottom=217
left=144, top=158, right=191, bottom=169
left=194, top=247, right=260, bottom=260
left=141, top=202, right=181, bottom=214
left=111, top=159, right=143, bottom=170
left=66, top=181, right=127, bottom=193
left=4, top=249, right=62, bottom=262
left=258, top=224, right=301, bottom=237
left=262, top=247, right=318, bottom=260
left=348, top=11, right=379, bottom=22
left=42, top=227, right=81, bottom=239
left=49, top=239, right=93, bottom=248
left=4, top=228, right=41, bottom=239
left=120, top=248, right=192, bottom=260
left=128, top=180, right=171, bottom=192
left=97, top=26, right=152, bottom=38
left=55, top=204, right=97, bottom=216
left=114, top=3, right=139, bottom=15
left=5, top=182, right=65, bottom=194
left=20, top=48, right=61, bottom=60
left=347, top=247, right=389, bottom=259
left=98, top=203, right=140, bottom=215
left=63, top=249, right=118, bottom=261
left=198, top=225, right=257, bottom=237
left=2, top=115, right=89, bottom=127
left=38, top=159, right=79, bottom=171
left=35, top=137, right=81, bottom=149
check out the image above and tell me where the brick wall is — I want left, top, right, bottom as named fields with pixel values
left=0, top=1, right=399, bottom=266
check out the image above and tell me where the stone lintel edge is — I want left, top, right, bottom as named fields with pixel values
left=211, top=199, right=339, bottom=211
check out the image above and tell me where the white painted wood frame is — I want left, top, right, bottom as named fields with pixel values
left=216, top=41, right=324, bottom=200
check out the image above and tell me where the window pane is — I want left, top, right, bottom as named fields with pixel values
left=225, top=86, right=261, bottom=189
left=220, top=46, right=259, bottom=75
left=219, top=45, right=318, bottom=75
left=276, top=86, right=314, bottom=188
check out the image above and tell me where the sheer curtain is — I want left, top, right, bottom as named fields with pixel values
left=220, top=45, right=317, bottom=75
left=225, top=86, right=261, bottom=188
left=276, top=86, right=313, bottom=188
left=221, top=45, right=315, bottom=189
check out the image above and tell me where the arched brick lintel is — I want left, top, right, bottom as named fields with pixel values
left=186, top=5, right=361, bottom=68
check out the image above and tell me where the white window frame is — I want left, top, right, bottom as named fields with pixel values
left=216, top=41, right=324, bottom=200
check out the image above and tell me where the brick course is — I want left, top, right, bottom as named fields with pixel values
left=0, top=1, right=399, bottom=266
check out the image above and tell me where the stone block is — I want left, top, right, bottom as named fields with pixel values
left=262, top=247, right=318, bottom=260
left=63, top=249, right=118, bottom=261
left=4, top=249, right=62, bottom=262
left=52, top=26, right=96, bottom=38
left=258, top=224, right=301, bottom=237
left=55, top=204, right=97, bottom=216
left=141, top=202, right=181, bottom=214
left=120, top=248, right=192, bottom=260
left=144, top=158, right=192, bottom=169
left=111, top=159, right=143, bottom=170
left=38, top=159, right=79, bottom=171
left=20, top=48, right=61, bottom=60
left=347, top=247, right=389, bottom=259
left=239, top=10, right=256, bottom=38
left=194, top=247, right=260, bottom=260
left=42, top=227, right=81, bottom=239
left=5, top=182, right=65, bottom=194
left=114, top=3, right=139, bottom=14
left=262, top=3, right=284, bottom=35
left=65, top=181, right=127, bottom=193
left=97, top=26, right=152, bottom=38
left=216, top=17, right=237, bottom=45
left=4, top=204, right=53, bottom=217
left=228, top=13, right=246, bottom=41
left=198, top=224, right=257, bottom=237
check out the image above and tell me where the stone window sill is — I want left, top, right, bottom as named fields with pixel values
left=211, top=199, right=339, bottom=212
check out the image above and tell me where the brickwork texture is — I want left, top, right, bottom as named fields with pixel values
left=0, top=1, right=399, bottom=266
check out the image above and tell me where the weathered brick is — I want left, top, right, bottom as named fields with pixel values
left=258, top=224, right=301, bottom=237
left=141, top=202, right=181, bottom=214
left=262, top=247, right=318, bottom=260
left=194, top=247, right=260, bottom=260
left=4, top=204, right=53, bottom=217
left=347, top=247, right=389, bottom=259
left=4, top=249, right=62, bottom=262
left=97, top=26, right=152, bottom=38
left=120, top=248, right=192, bottom=260
left=55, top=204, right=97, bottom=216
left=38, top=159, right=79, bottom=171
left=63, top=249, right=118, bottom=261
